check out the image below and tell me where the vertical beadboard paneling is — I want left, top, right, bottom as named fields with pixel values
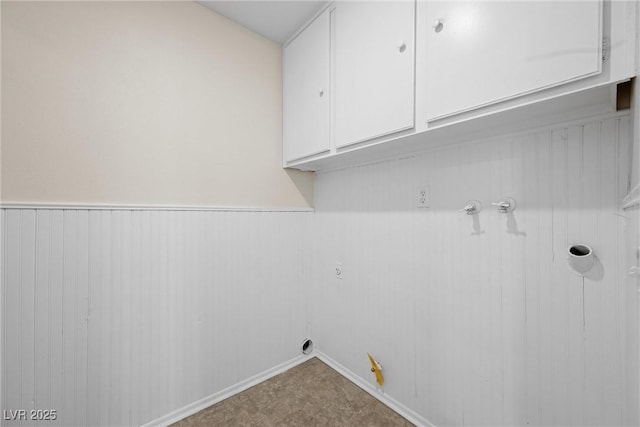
left=75, top=211, right=89, bottom=427
left=86, top=211, right=101, bottom=427
left=599, top=117, right=624, bottom=424
left=565, top=125, right=585, bottom=426
left=47, top=211, right=64, bottom=427
left=139, top=210, right=153, bottom=424
left=4, top=210, right=22, bottom=425
left=1, top=209, right=311, bottom=426
left=623, top=202, right=639, bottom=427
left=119, top=211, right=132, bottom=426
left=34, top=210, right=51, bottom=422
left=313, top=114, right=635, bottom=426
left=2, top=113, right=634, bottom=427
left=128, top=210, right=143, bottom=427
left=20, top=210, right=36, bottom=427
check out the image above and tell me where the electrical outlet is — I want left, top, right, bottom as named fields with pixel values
left=335, top=262, right=343, bottom=280
left=416, top=186, right=430, bottom=208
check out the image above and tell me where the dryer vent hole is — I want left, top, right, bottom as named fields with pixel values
left=570, top=245, right=591, bottom=257
left=301, top=339, right=313, bottom=355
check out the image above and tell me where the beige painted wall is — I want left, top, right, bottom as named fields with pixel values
left=1, top=1, right=312, bottom=208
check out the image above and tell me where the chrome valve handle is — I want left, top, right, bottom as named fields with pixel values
left=491, top=201, right=510, bottom=209
left=492, top=197, right=516, bottom=213
left=459, top=200, right=481, bottom=215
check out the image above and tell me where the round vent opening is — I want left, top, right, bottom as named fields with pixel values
left=301, top=338, right=313, bottom=355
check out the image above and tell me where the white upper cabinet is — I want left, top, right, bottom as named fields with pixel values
left=335, top=1, right=415, bottom=148
left=424, top=1, right=603, bottom=121
left=283, top=8, right=331, bottom=163
left=283, top=0, right=635, bottom=171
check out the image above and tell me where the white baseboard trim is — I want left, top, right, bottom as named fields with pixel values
left=315, top=350, right=436, bottom=427
left=142, top=354, right=315, bottom=427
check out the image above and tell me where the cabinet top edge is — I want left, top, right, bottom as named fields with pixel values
left=283, top=1, right=335, bottom=48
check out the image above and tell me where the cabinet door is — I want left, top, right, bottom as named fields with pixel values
left=425, top=1, right=602, bottom=121
left=284, top=9, right=331, bottom=163
left=335, top=1, right=415, bottom=148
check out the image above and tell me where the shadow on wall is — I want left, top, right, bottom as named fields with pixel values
left=286, top=168, right=314, bottom=208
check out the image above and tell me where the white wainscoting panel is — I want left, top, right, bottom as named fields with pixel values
left=312, top=114, right=636, bottom=426
left=2, top=115, right=636, bottom=427
left=623, top=203, right=639, bottom=427
left=1, top=209, right=312, bottom=426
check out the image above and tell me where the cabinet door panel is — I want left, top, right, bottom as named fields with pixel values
left=284, top=9, right=330, bottom=163
left=335, top=1, right=415, bottom=148
left=425, top=1, right=602, bottom=121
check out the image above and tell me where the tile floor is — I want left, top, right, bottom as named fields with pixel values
left=173, top=357, right=413, bottom=426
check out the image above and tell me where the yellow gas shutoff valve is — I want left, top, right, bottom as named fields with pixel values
left=367, top=353, right=384, bottom=387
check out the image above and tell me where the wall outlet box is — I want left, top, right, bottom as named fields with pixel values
left=416, top=185, right=430, bottom=208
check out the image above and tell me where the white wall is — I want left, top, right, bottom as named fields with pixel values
left=312, top=113, right=636, bottom=426
left=623, top=199, right=639, bottom=427
left=1, top=208, right=312, bottom=426
left=624, top=7, right=640, bottom=424
left=2, top=3, right=637, bottom=427
left=0, top=1, right=312, bottom=208
left=623, top=10, right=640, bottom=421
left=0, top=3, right=316, bottom=425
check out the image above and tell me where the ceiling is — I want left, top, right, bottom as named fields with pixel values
left=197, top=1, right=328, bottom=44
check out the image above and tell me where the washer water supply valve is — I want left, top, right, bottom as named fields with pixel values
left=492, top=197, right=516, bottom=213
left=459, top=200, right=482, bottom=215
left=367, top=353, right=384, bottom=387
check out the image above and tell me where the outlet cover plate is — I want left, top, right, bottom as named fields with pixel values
left=416, top=185, right=430, bottom=208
